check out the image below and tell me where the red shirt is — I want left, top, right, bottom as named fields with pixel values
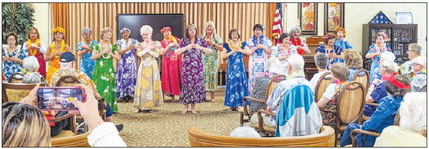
left=290, top=37, right=305, bottom=55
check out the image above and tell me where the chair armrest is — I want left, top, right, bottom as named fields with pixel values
left=243, top=96, right=265, bottom=103
left=320, top=108, right=337, bottom=113
left=256, top=110, right=275, bottom=132
left=48, top=114, right=74, bottom=123
left=350, top=129, right=381, bottom=147
left=257, top=109, right=275, bottom=116
left=365, top=102, right=379, bottom=106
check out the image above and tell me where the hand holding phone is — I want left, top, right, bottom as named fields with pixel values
left=37, top=87, right=85, bottom=111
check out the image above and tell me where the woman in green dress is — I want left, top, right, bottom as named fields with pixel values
left=202, top=21, right=224, bottom=101
left=91, top=27, right=121, bottom=112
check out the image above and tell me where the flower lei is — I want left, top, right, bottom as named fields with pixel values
left=27, top=38, right=40, bottom=56
left=50, top=39, right=66, bottom=58
left=99, top=41, right=112, bottom=59
left=21, top=68, right=34, bottom=74
left=228, top=41, right=241, bottom=52
left=252, top=35, right=266, bottom=56
left=51, top=27, right=66, bottom=34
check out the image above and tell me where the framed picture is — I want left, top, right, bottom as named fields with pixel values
left=324, top=3, right=344, bottom=35
left=298, top=3, right=318, bottom=35
left=396, top=12, right=413, bottom=24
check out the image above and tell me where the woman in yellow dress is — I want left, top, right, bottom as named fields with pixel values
left=134, top=25, right=164, bottom=113
left=45, top=27, right=72, bottom=84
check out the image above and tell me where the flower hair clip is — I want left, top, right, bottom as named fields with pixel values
left=323, top=34, right=329, bottom=39
left=52, top=27, right=66, bottom=34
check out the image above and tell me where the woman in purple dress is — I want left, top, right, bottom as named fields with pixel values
left=175, top=24, right=212, bottom=114
left=115, top=28, right=138, bottom=103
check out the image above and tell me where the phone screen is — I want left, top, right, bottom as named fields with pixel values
left=37, top=87, right=84, bottom=111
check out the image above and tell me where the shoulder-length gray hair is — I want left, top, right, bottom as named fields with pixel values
left=203, top=21, right=216, bottom=36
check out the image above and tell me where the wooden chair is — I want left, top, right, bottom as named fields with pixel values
left=51, top=132, right=91, bottom=147
left=320, top=81, right=365, bottom=147
left=7, top=72, right=24, bottom=83
left=188, top=126, right=335, bottom=147
left=239, top=75, right=286, bottom=126
left=2, top=82, right=47, bottom=103
left=314, top=72, right=332, bottom=102
left=352, top=69, right=370, bottom=90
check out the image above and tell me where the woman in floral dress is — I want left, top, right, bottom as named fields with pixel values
left=365, top=32, right=392, bottom=83
left=2, top=33, right=28, bottom=80
left=160, top=27, right=182, bottom=100
left=91, top=27, right=120, bottom=112
left=77, top=27, right=98, bottom=78
left=115, top=28, right=138, bottom=103
left=246, top=24, right=272, bottom=93
left=134, top=25, right=164, bottom=113
left=45, top=27, right=72, bottom=84
left=175, top=24, right=212, bottom=114
left=22, top=27, right=47, bottom=78
left=222, top=28, right=251, bottom=111
left=202, top=21, right=224, bottom=101
left=268, top=33, right=297, bottom=75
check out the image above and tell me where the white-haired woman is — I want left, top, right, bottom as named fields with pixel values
left=91, top=27, right=120, bottom=113
left=203, top=21, right=224, bottom=101
left=77, top=27, right=98, bottom=78
left=370, top=51, right=395, bottom=83
left=366, top=32, right=392, bottom=83
left=365, top=60, right=398, bottom=117
left=375, top=92, right=426, bottom=147
left=22, top=56, right=44, bottom=83
left=115, top=28, right=138, bottom=103
left=134, top=25, right=164, bottom=113
left=175, top=24, right=212, bottom=114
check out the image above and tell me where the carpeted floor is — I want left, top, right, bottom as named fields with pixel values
left=112, top=88, right=245, bottom=147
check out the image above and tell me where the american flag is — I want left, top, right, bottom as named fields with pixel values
left=272, top=3, right=283, bottom=44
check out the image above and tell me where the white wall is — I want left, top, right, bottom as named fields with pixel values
left=284, top=3, right=426, bottom=55
left=32, top=3, right=51, bottom=46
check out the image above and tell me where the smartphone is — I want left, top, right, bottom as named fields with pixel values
left=37, top=87, right=85, bottom=111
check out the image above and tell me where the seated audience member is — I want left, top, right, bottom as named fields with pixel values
left=343, top=50, right=363, bottom=81
left=410, top=74, right=426, bottom=92
left=364, top=60, right=398, bottom=117
left=3, top=84, right=127, bottom=147
left=370, top=52, right=395, bottom=83
left=317, top=62, right=349, bottom=126
left=340, top=75, right=410, bottom=147
left=406, top=56, right=426, bottom=80
left=250, top=54, right=311, bottom=128
left=21, top=56, right=44, bottom=83
left=268, top=33, right=297, bottom=75
left=50, top=52, right=123, bottom=131
left=230, top=127, right=261, bottom=138
left=374, top=92, right=426, bottom=147
left=399, top=43, right=421, bottom=76
left=309, top=53, right=329, bottom=90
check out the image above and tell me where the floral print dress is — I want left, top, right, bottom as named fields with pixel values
left=203, top=34, right=223, bottom=91
left=92, top=43, right=118, bottom=112
left=77, top=40, right=98, bottom=78
left=246, top=35, right=272, bottom=93
left=134, top=41, right=164, bottom=110
left=2, top=45, right=28, bottom=80
left=179, top=37, right=209, bottom=104
left=115, top=38, right=138, bottom=99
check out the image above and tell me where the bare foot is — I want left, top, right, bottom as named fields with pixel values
left=191, top=110, right=197, bottom=114
left=181, top=109, right=188, bottom=114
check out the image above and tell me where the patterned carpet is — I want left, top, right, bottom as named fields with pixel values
left=112, top=88, right=244, bottom=147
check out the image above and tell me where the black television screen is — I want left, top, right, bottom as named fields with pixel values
left=117, top=14, right=184, bottom=42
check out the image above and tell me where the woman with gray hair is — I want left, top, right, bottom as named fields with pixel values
left=399, top=43, right=422, bottom=77
left=22, top=56, right=44, bottom=83
left=370, top=51, right=395, bottom=83
left=91, top=27, right=121, bottom=113
left=202, top=21, right=224, bottom=101
left=230, top=126, right=261, bottom=138
left=309, top=53, right=329, bottom=90
left=77, top=27, right=98, bottom=78
left=289, top=26, right=310, bottom=55
left=133, top=25, right=164, bottom=113
left=375, top=92, right=426, bottom=147
left=364, top=60, right=398, bottom=117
